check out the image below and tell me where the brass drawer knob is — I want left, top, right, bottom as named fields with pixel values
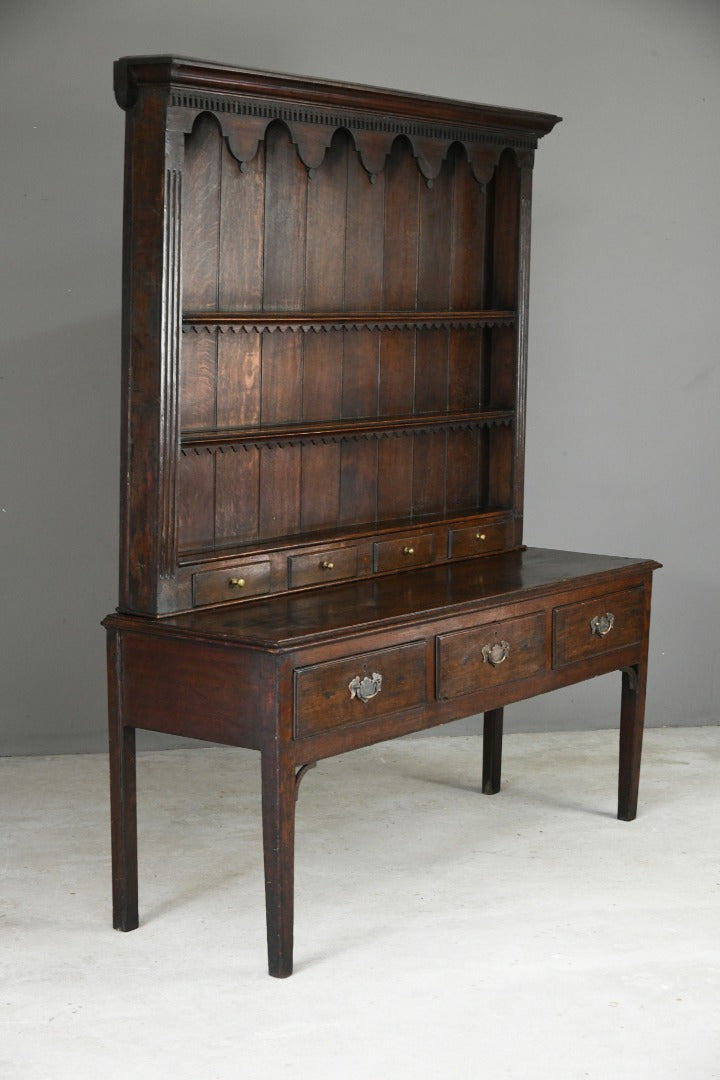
left=481, top=640, right=510, bottom=666
left=402, top=546, right=415, bottom=556
left=590, top=612, right=615, bottom=637
left=349, top=672, right=383, bottom=703
left=229, top=577, right=246, bottom=588
left=321, top=560, right=335, bottom=570
left=475, top=533, right=487, bottom=541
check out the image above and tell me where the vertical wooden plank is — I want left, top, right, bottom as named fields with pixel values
left=491, top=149, right=520, bottom=310
left=344, top=140, right=384, bottom=309
left=219, top=138, right=264, bottom=310
left=305, top=132, right=348, bottom=310
left=383, top=139, right=419, bottom=309
left=379, top=141, right=418, bottom=414
left=488, top=325, right=516, bottom=409
left=412, top=431, right=446, bottom=517
left=377, top=437, right=414, bottom=522
left=487, top=424, right=514, bottom=509
left=216, top=330, right=261, bottom=429
left=448, top=328, right=482, bottom=412
left=182, top=115, right=221, bottom=311
left=342, top=331, right=379, bottom=418
left=180, top=331, right=217, bottom=430
left=300, top=443, right=341, bottom=532
left=261, top=333, right=303, bottom=424
left=378, top=331, right=414, bottom=416
left=263, top=122, right=308, bottom=311
left=414, top=329, right=448, bottom=415
left=416, top=154, right=460, bottom=417
left=259, top=446, right=301, bottom=540
left=215, top=446, right=260, bottom=546
left=417, top=160, right=452, bottom=309
left=339, top=440, right=378, bottom=526
left=176, top=450, right=215, bottom=552
left=302, top=333, right=342, bottom=421
left=449, top=146, right=486, bottom=311
left=445, top=429, right=481, bottom=513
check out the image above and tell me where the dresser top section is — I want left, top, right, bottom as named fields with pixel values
left=114, top=55, right=561, bottom=138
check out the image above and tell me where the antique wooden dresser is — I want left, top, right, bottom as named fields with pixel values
left=104, top=56, right=660, bottom=976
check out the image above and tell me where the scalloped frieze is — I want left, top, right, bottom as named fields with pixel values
left=170, top=93, right=534, bottom=183
left=181, top=316, right=515, bottom=335
left=180, top=415, right=512, bottom=455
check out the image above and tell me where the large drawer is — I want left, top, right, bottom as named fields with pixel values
left=436, top=611, right=546, bottom=700
left=553, top=587, right=644, bottom=667
left=295, top=641, right=427, bottom=738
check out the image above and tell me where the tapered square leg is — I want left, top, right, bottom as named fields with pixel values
left=261, top=745, right=296, bottom=978
left=482, top=707, right=504, bottom=794
left=618, top=665, right=646, bottom=821
left=107, top=631, right=139, bottom=931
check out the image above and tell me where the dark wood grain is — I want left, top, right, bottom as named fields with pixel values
left=263, top=122, right=307, bottom=310
left=450, top=145, right=486, bottom=310
left=219, top=135, right=264, bottom=311
left=383, top=138, right=420, bottom=310
left=214, top=445, right=260, bottom=547
left=305, top=131, right=347, bottom=311
left=260, top=334, right=302, bottom=424
left=183, top=114, right=221, bottom=311
left=180, top=332, right=217, bottom=431
left=258, top=445, right=301, bottom=540
left=299, top=442, right=341, bottom=533
left=216, top=333, right=261, bottom=430
left=176, top=450, right=214, bottom=553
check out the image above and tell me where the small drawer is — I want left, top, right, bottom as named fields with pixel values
left=295, top=641, right=427, bottom=738
left=437, top=611, right=546, bottom=700
left=448, top=522, right=510, bottom=560
left=288, top=546, right=358, bottom=589
left=553, top=587, right=644, bottom=667
left=193, top=559, right=272, bottom=606
left=373, top=532, right=436, bottom=574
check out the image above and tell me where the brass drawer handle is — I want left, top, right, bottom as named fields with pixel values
left=349, top=672, right=383, bottom=703
left=590, top=612, right=615, bottom=637
left=475, top=533, right=487, bottom=541
left=229, top=577, right=246, bottom=589
left=402, top=546, right=415, bottom=556
left=321, top=560, right=335, bottom=570
left=481, top=640, right=510, bottom=666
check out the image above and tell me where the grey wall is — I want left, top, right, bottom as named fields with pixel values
left=1, top=0, right=718, bottom=755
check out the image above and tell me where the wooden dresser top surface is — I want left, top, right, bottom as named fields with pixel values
left=106, top=548, right=660, bottom=651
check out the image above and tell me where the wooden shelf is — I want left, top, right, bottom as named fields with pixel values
left=180, top=409, right=514, bottom=451
left=182, top=310, right=516, bottom=333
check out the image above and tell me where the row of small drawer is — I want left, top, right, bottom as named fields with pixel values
left=294, top=587, right=645, bottom=737
left=193, top=522, right=510, bottom=606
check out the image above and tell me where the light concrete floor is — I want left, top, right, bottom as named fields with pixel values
left=1, top=727, right=719, bottom=1080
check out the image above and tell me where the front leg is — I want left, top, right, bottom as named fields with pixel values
left=618, top=664, right=646, bottom=821
left=261, top=743, right=297, bottom=978
left=107, top=630, right=139, bottom=931
left=482, top=707, right=504, bottom=794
